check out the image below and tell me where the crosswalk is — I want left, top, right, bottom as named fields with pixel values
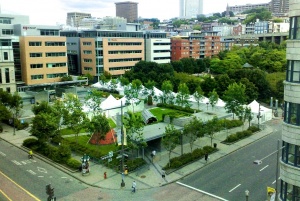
left=0, top=151, right=6, bottom=156
left=11, top=159, right=36, bottom=165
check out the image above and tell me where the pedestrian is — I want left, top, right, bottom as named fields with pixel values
left=132, top=181, right=136, bottom=193
left=151, top=150, right=156, bottom=161
left=161, top=170, right=166, bottom=179
left=205, top=153, right=208, bottom=162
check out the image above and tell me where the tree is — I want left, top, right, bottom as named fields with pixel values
left=223, top=82, right=246, bottom=119
left=143, top=80, right=157, bottom=104
left=107, top=79, right=118, bottom=92
left=123, top=112, right=146, bottom=157
left=193, top=86, right=204, bottom=110
left=183, top=117, right=205, bottom=152
left=205, top=116, right=221, bottom=147
left=160, top=80, right=174, bottom=104
left=244, top=107, right=253, bottom=129
left=88, top=114, right=110, bottom=154
left=63, top=93, right=88, bottom=148
left=32, top=101, right=53, bottom=115
left=124, top=79, right=142, bottom=113
left=84, top=89, right=103, bottom=117
left=9, top=92, right=23, bottom=135
left=162, top=124, right=181, bottom=167
left=176, top=83, right=191, bottom=108
left=208, top=89, right=219, bottom=110
left=30, top=113, right=58, bottom=142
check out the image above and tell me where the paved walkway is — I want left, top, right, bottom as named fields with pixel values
left=0, top=116, right=277, bottom=193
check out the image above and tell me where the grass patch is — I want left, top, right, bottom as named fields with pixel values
left=108, top=118, right=117, bottom=128
left=63, top=135, right=118, bottom=156
left=149, top=107, right=190, bottom=122
left=60, top=128, right=87, bottom=136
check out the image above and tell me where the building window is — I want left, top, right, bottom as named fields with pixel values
left=5, top=68, right=9, bottom=83
left=46, top=63, right=66, bottom=68
left=3, top=52, right=8, bottom=60
left=83, top=50, right=92, bottom=54
left=281, top=181, right=300, bottom=201
left=84, top=67, right=93, bottom=71
left=2, top=29, right=13, bottom=35
left=289, top=16, right=300, bottom=39
left=84, top=59, right=92, bottom=63
left=31, top=74, right=44, bottom=80
left=284, top=102, right=300, bottom=125
left=286, top=60, right=300, bottom=83
left=40, top=30, right=59, bottom=36
left=30, top=64, right=43, bottom=69
left=0, top=18, right=11, bottom=24
left=108, top=58, right=142, bottom=63
left=30, top=53, right=42, bottom=57
left=108, top=42, right=142, bottom=46
left=282, top=141, right=300, bottom=167
left=0, top=39, right=11, bottom=46
left=45, top=42, right=65, bottom=46
left=83, top=42, right=92, bottom=46
left=0, top=71, right=2, bottom=83
left=6, top=87, right=10, bottom=93
left=29, top=42, right=42, bottom=46
left=45, top=52, right=66, bottom=57
left=46, top=73, right=67, bottom=78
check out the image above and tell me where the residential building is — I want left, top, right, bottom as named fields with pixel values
left=246, top=23, right=255, bottom=34
left=144, top=32, right=171, bottom=64
left=0, top=37, right=16, bottom=93
left=271, top=22, right=290, bottom=33
left=270, top=0, right=289, bottom=16
left=213, top=24, right=233, bottom=36
left=227, top=2, right=270, bottom=14
left=254, top=20, right=270, bottom=34
left=280, top=0, right=300, bottom=200
left=232, top=24, right=246, bottom=36
left=19, top=36, right=68, bottom=86
left=115, top=1, right=138, bottom=23
left=66, top=12, right=92, bottom=27
left=179, top=0, right=204, bottom=19
left=171, top=36, right=190, bottom=60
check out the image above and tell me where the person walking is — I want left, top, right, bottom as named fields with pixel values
left=161, top=170, right=166, bottom=179
left=151, top=150, right=156, bottom=162
left=204, top=153, right=208, bottom=162
left=132, top=181, right=136, bottom=193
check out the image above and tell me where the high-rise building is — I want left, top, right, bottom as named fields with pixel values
left=280, top=0, right=300, bottom=200
left=66, top=12, right=92, bottom=27
left=179, top=0, right=203, bottom=19
left=115, top=1, right=138, bottom=23
left=270, top=0, right=289, bottom=16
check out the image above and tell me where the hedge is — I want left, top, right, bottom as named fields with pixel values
left=156, top=103, right=199, bottom=113
left=163, top=146, right=216, bottom=170
left=224, top=126, right=260, bottom=143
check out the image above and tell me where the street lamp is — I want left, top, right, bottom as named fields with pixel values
left=245, top=190, right=249, bottom=201
left=120, top=101, right=125, bottom=187
left=257, top=103, right=262, bottom=129
left=206, top=102, right=209, bottom=111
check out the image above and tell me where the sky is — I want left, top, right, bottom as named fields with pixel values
left=0, top=0, right=269, bottom=25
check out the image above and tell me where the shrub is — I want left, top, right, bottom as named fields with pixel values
left=56, top=144, right=72, bottom=163
left=23, top=138, right=39, bottom=148
left=51, top=135, right=63, bottom=145
left=248, top=126, right=260, bottom=133
left=126, top=158, right=146, bottom=171
left=0, top=126, right=2, bottom=133
left=66, top=158, right=82, bottom=170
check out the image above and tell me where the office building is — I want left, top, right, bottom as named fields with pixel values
left=280, top=0, right=300, bottom=200
left=115, top=1, right=138, bottom=23
left=66, top=12, right=92, bottom=27
left=179, top=0, right=203, bottom=19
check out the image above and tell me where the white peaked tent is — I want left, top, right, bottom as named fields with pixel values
left=100, top=95, right=120, bottom=110
left=248, top=100, right=273, bottom=124
left=216, top=98, right=226, bottom=107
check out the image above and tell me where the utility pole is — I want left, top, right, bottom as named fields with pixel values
left=275, top=139, right=280, bottom=201
left=120, top=101, right=125, bottom=187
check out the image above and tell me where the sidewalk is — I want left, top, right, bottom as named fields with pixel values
left=0, top=118, right=276, bottom=191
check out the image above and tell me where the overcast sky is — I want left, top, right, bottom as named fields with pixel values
left=0, top=0, right=269, bottom=25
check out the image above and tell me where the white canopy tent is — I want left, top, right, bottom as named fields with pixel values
left=247, top=100, right=273, bottom=124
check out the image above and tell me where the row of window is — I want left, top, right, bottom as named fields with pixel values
left=29, top=52, right=66, bottom=57
left=153, top=50, right=170, bottom=53
left=282, top=141, right=300, bottom=167
left=281, top=181, right=300, bottom=201
left=109, top=66, right=133, bottom=71
left=83, top=42, right=92, bottom=46
left=80, top=31, right=143, bottom=38
left=284, top=102, right=300, bottom=125
left=40, top=30, right=59, bottom=36
left=29, top=42, right=65, bottom=46
left=83, top=50, right=92, bottom=54
left=108, top=42, right=142, bottom=46
left=0, top=68, right=10, bottom=83
left=153, top=43, right=171, bottom=46
left=153, top=57, right=171, bottom=60
left=286, top=60, right=300, bottom=83
left=84, top=59, right=92, bottom=63
left=0, top=18, right=11, bottom=24
left=0, top=39, right=11, bottom=46
left=290, top=16, right=300, bottom=40
left=108, top=58, right=142, bottom=63
left=108, top=50, right=142, bottom=54
left=31, top=73, right=67, bottom=80
left=2, top=29, right=13, bottom=35
left=84, top=67, right=93, bottom=71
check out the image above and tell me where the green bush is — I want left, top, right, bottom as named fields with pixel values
left=51, top=135, right=63, bottom=145
left=224, top=127, right=257, bottom=143
left=248, top=126, right=260, bottom=133
left=0, top=126, right=2, bottom=133
left=66, top=158, right=82, bottom=170
left=126, top=158, right=146, bottom=171
left=23, top=138, right=39, bottom=148
left=56, top=144, right=71, bottom=163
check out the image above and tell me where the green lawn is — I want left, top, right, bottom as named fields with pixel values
left=149, top=107, right=190, bottom=122
left=63, top=135, right=118, bottom=155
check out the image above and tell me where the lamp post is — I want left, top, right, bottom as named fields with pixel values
left=257, top=103, right=261, bottom=129
left=245, top=190, right=249, bottom=201
left=206, top=102, right=209, bottom=111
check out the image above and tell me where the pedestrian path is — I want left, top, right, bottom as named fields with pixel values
left=0, top=118, right=276, bottom=192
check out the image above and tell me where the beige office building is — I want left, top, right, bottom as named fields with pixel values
left=19, top=36, right=68, bottom=85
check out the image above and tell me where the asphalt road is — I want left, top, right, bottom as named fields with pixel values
left=179, top=119, right=282, bottom=201
left=0, top=140, right=89, bottom=200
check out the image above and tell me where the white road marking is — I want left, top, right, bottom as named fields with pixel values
left=38, top=176, right=44, bottom=178
left=11, top=160, right=21, bottom=165
left=21, top=161, right=26, bottom=165
left=61, top=177, right=68, bottom=179
left=260, top=165, right=269, bottom=171
left=27, top=170, right=36, bottom=175
left=272, top=180, right=276, bottom=184
left=37, top=167, right=47, bottom=173
left=229, top=184, right=241, bottom=192
left=0, top=151, right=6, bottom=156
left=176, top=182, right=229, bottom=201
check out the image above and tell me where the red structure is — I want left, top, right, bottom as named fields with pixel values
left=89, top=129, right=116, bottom=145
